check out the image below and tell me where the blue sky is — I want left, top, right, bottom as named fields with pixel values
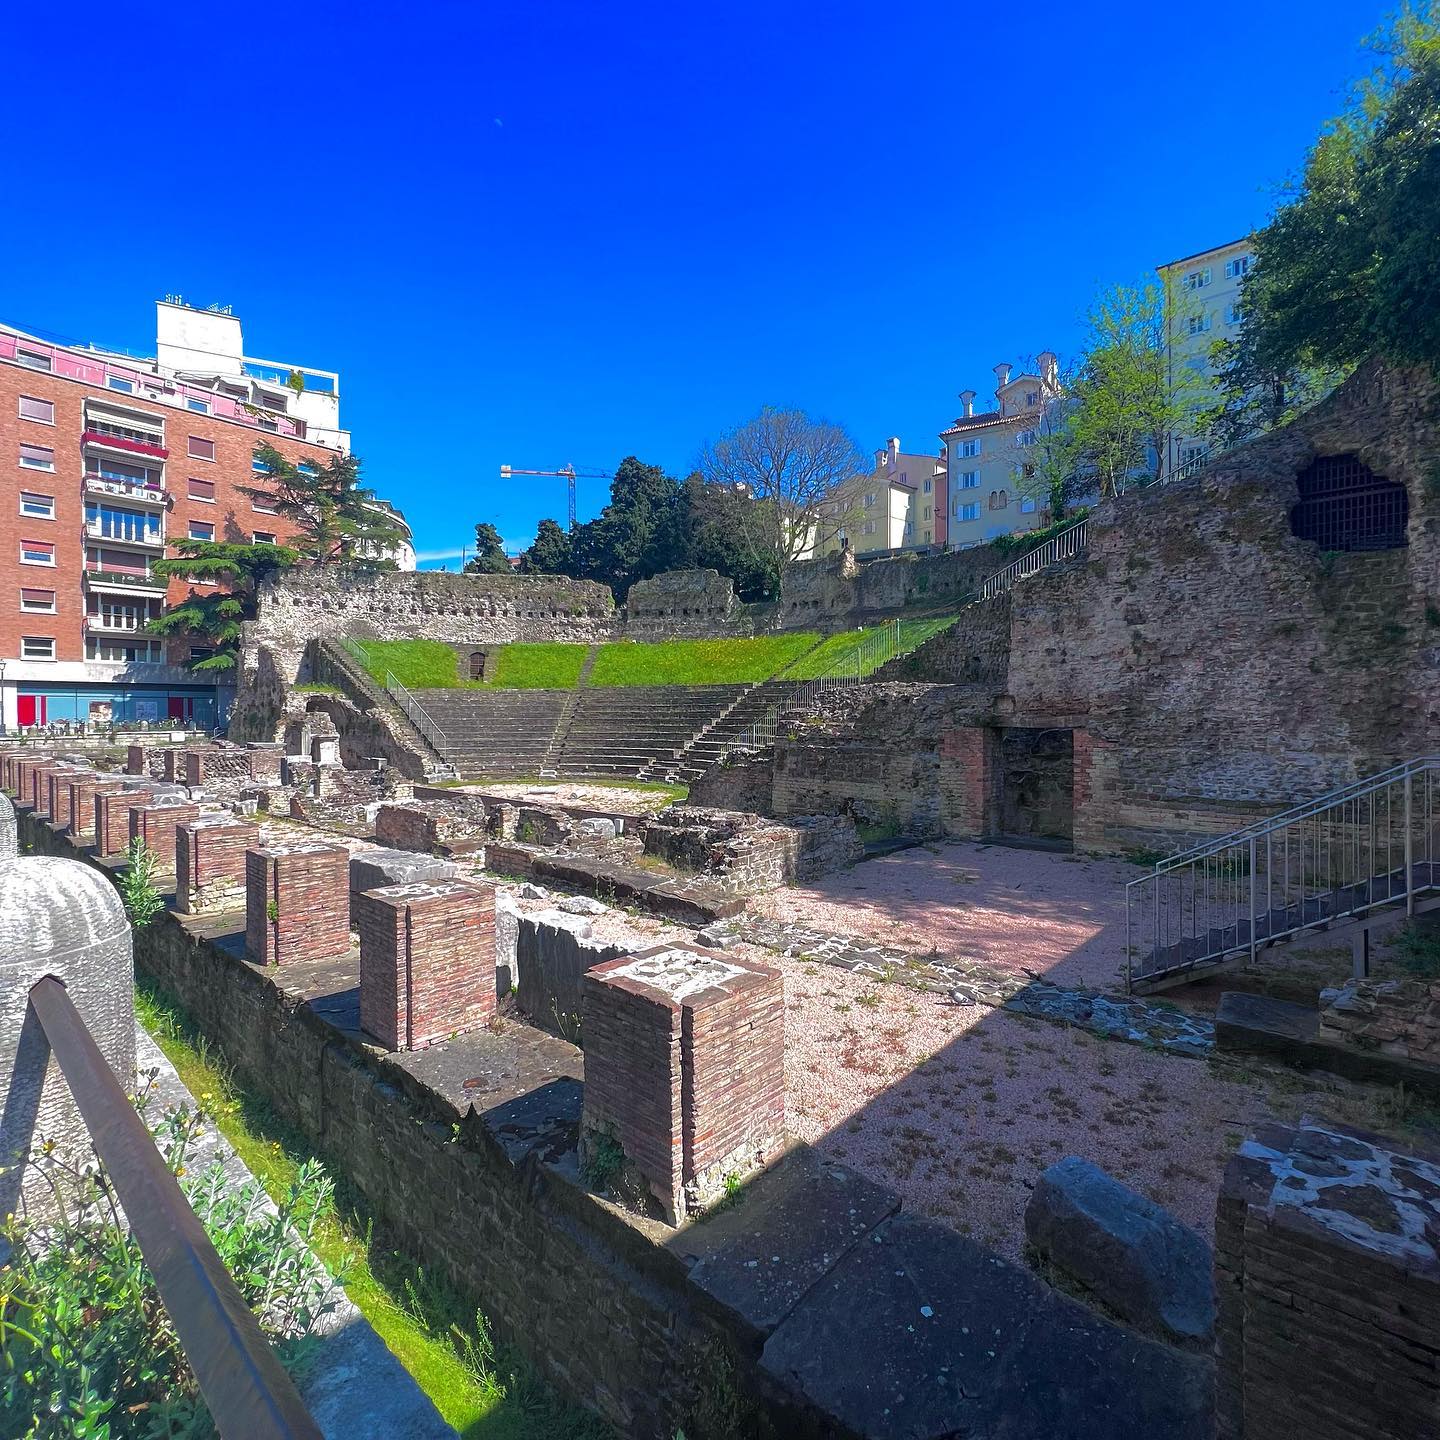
left=2, top=2, right=1390, bottom=566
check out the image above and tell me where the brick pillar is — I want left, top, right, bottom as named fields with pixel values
left=245, top=842, right=351, bottom=967
left=1216, top=1120, right=1440, bottom=1439
left=176, top=817, right=260, bottom=914
left=126, top=744, right=146, bottom=775
left=582, top=942, right=785, bottom=1224
left=1071, top=728, right=1117, bottom=854
left=28, top=761, right=63, bottom=816
left=67, top=774, right=124, bottom=839
left=356, top=879, right=495, bottom=1051
left=128, top=800, right=199, bottom=871
left=246, top=745, right=284, bottom=783
left=939, top=725, right=991, bottom=837
left=96, top=788, right=150, bottom=857
left=46, top=766, right=87, bottom=831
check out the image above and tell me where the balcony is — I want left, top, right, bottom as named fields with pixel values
left=84, top=521, right=165, bottom=550
left=83, top=568, right=169, bottom=597
left=83, top=473, right=170, bottom=506
left=85, top=610, right=160, bottom=634
left=81, top=421, right=168, bottom=459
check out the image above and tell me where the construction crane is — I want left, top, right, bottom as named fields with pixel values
left=497, top=463, right=613, bottom=531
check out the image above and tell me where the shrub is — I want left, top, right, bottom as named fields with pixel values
left=0, top=1078, right=341, bottom=1439
left=118, top=838, right=165, bottom=931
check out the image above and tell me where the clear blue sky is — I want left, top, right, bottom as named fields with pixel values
left=3, top=2, right=1389, bottom=566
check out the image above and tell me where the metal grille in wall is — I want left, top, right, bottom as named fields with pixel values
left=1291, top=453, right=1409, bottom=551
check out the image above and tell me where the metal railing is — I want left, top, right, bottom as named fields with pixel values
left=975, top=517, right=1088, bottom=602
left=337, top=638, right=451, bottom=763
left=84, top=568, right=168, bottom=592
left=83, top=474, right=169, bottom=504
left=1125, top=757, right=1440, bottom=991
left=26, top=976, right=322, bottom=1439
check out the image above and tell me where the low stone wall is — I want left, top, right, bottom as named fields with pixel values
left=375, top=800, right=490, bottom=854
left=640, top=806, right=860, bottom=893
left=1319, top=975, right=1440, bottom=1062
left=684, top=751, right=775, bottom=813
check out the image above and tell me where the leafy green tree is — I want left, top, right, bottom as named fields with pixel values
left=1067, top=279, right=1207, bottom=496
left=684, top=474, right=779, bottom=600
left=517, top=518, right=574, bottom=575
left=242, top=442, right=403, bottom=568
left=147, top=541, right=297, bottom=673
left=1218, top=6, right=1440, bottom=429
left=464, top=522, right=513, bottom=574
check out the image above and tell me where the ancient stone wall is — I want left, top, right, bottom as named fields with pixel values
left=1319, top=975, right=1440, bottom=1062
left=640, top=806, right=861, bottom=892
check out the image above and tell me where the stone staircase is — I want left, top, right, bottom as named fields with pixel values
left=410, top=689, right=571, bottom=778
left=538, top=644, right=600, bottom=778
left=552, top=686, right=752, bottom=779
left=651, top=680, right=806, bottom=783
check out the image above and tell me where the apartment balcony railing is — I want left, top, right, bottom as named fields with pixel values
left=84, top=520, right=165, bottom=548
left=84, top=568, right=169, bottom=594
left=83, top=473, right=170, bottom=506
left=85, top=611, right=159, bottom=633
left=0, top=330, right=309, bottom=440
left=81, top=422, right=168, bottom=458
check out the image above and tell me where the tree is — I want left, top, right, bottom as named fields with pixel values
left=1066, top=280, right=1207, bottom=496
left=1218, top=6, right=1440, bottom=428
left=147, top=540, right=298, bottom=673
left=241, top=442, right=404, bottom=568
left=517, top=518, right=574, bottom=576
left=684, top=474, right=779, bottom=600
left=697, top=408, right=867, bottom=572
left=464, top=522, right=512, bottom=574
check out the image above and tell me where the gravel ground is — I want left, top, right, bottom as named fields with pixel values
left=753, top=840, right=1140, bottom=991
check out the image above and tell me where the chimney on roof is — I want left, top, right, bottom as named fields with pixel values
left=959, top=389, right=976, bottom=418
left=888, top=437, right=900, bottom=463
left=1038, top=350, right=1058, bottom=388
left=993, top=362, right=1012, bottom=396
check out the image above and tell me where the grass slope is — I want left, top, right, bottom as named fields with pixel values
left=588, top=633, right=819, bottom=686
left=782, top=616, right=959, bottom=679
left=355, top=638, right=466, bottom=689
left=135, top=981, right=609, bottom=1440
left=489, top=643, right=591, bottom=688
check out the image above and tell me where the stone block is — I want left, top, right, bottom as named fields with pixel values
left=1025, top=1155, right=1214, bottom=1345
left=515, top=910, right=622, bottom=1037
left=129, top=799, right=200, bottom=871
left=245, top=842, right=351, bottom=967
left=0, top=858, right=135, bottom=1223
left=582, top=942, right=785, bottom=1223
left=176, top=817, right=261, bottom=915
left=356, top=878, right=495, bottom=1050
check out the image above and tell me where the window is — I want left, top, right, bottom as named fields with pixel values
left=253, top=530, right=277, bottom=545
left=86, top=503, right=161, bottom=544
left=1020, top=496, right=1037, bottom=514
left=960, top=438, right=981, bottom=458
left=251, top=455, right=273, bottom=474
left=186, top=397, right=211, bottom=415
left=1018, top=429, right=1038, bottom=446
left=187, top=436, right=215, bottom=461
left=107, top=376, right=135, bottom=394
left=862, top=492, right=876, bottom=508
left=1225, top=303, right=1244, bottom=326
left=923, top=505, right=932, bottom=521
left=1225, top=255, right=1252, bottom=279
left=988, top=490, right=1009, bottom=511
left=1188, top=312, right=1213, bottom=335
left=19, top=491, right=54, bottom=519
left=1024, top=390, right=1038, bottom=406
left=20, top=539, right=54, bottom=566
left=17, top=348, right=51, bottom=372
left=189, top=646, right=215, bottom=663
left=188, top=477, right=216, bottom=503
left=955, top=502, right=980, bottom=522
left=258, top=391, right=286, bottom=412
left=188, top=521, right=215, bottom=541
left=1291, top=454, right=1408, bottom=552
left=20, top=443, right=55, bottom=471
left=20, top=589, right=56, bottom=613
left=21, top=636, right=55, bottom=661
left=251, top=495, right=278, bottom=514
left=1183, top=267, right=1212, bottom=290
left=922, top=476, right=932, bottom=493
left=19, top=395, right=54, bottom=424
left=860, top=520, right=876, bottom=536
left=86, top=636, right=163, bottom=663
left=959, top=470, right=979, bottom=488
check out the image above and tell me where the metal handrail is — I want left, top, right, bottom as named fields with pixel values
left=975, top=517, right=1088, bottom=602
left=384, top=671, right=451, bottom=762
left=27, top=976, right=322, bottom=1440
left=1125, top=757, right=1440, bottom=991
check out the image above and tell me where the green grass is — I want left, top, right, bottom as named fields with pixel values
left=134, top=981, right=610, bottom=1440
left=587, top=633, right=820, bottom=686
left=353, top=638, right=466, bottom=689
left=782, top=616, right=959, bottom=679
left=488, top=643, right=590, bottom=688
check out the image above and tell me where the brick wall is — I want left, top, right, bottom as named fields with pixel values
left=176, top=817, right=259, bottom=915
left=1216, top=1120, right=1440, bottom=1438
left=128, top=798, right=199, bottom=870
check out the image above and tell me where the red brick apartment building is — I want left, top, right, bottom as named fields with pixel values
left=0, top=300, right=411, bottom=730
